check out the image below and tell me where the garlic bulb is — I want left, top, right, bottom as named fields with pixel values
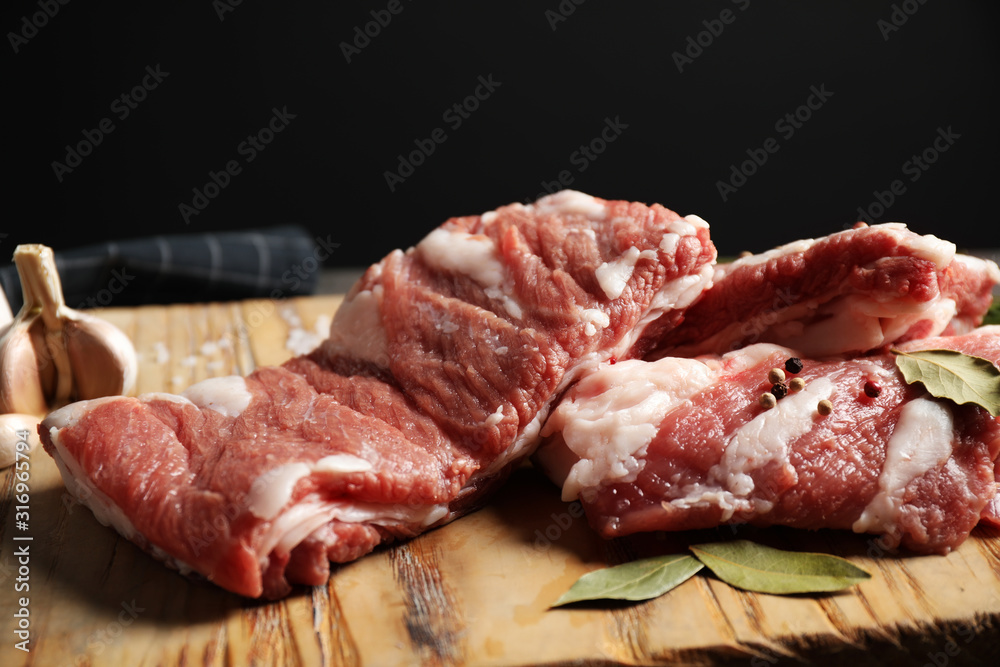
left=0, top=413, right=41, bottom=469
left=0, top=288, right=11, bottom=329
left=0, top=244, right=137, bottom=416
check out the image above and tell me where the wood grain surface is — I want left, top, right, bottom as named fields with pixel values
left=2, top=295, right=1000, bottom=666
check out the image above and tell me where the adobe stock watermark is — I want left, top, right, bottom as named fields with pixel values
left=877, top=0, right=930, bottom=41
left=65, top=600, right=146, bottom=666
left=10, top=424, right=33, bottom=654
left=7, top=0, right=71, bottom=54
left=224, top=233, right=340, bottom=350
left=544, top=0, right=587, bottom=31
left=383, top=74, right=502, bottom=192
left=525, top=116, right=629, bottom=202
left=715, top=83, right=834, bottom=202
left=340, top=0, right=414, bottom=63
left=76, top=267, right=135, bottom=309
left=672, top=0, right=751, bottom=73
left=51, top=64, right=170, bottom=183
left=728, top=286, right=800, bottom=350
left=213, top=0, right=243, bottom=22
left=178, top=106, right=297, bottom=224
left=523, top=501, right=586, bottom=560
left=855, top=126, right=960, bottom=224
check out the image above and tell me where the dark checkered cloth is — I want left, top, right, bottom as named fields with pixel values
left=0, top=226, right=324, bottom=311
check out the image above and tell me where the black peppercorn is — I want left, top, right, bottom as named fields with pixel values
left=784, top=357, right=803, bottom=374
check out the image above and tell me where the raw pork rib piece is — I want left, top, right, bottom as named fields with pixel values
left=535, top=327, right=1000, bottom=554
left=40, top=190, right=717, bottom=598
left=650, top=223, right=1000, bottom=358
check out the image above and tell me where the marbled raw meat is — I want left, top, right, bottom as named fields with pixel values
left=649, top=223, right=1000, bottom=358
left=40, top=190, right=717, bottom=598
left=535, top=327, right=1000, bottom=554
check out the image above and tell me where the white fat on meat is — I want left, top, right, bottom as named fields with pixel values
left=582, top=262, right=715, bottom=373
left=43, top=395, right=131, bottom=430
left=680, top=213, right=710, bottom=230
left=533, top=189, right=607, bottom=220
left=314, top=453, right=374, bottom=474
left=245, top=452, right=454, bottom=560
left=417, top=227, right=524, bottom=319
left=715, top=378, right=833, bottom=497
left=136, top=392, right=197, bottom=407
left=550, top=258, right=716, bottom=416
left=580, top=308, right=610, bottom=336
left=247, top=453, right=376, bottom=521
left=666, top=214, right=707, bottom=238
left=953, top=253, right=1000, bottom=281
left=258, top=497, right=451, bottom=563
left=324, top=285, right=390, bottom=365
left=880, top=298, right=957, bottom=342
left=658, top=233, right=679, bottom=255
left=261, top=498, right=339, bottom=558
left=481, top=404, right=546, bottom=477
left=484, top=405, right=505, bottom=427
left=182, top=376, right=252, bottom=418
left=760, top=294, right=959, bottom=358
left=732, top=223, right=954, bottom=272
left=543, top=357, right=718, bottom=502
left=687, top=290, right=960, bottom=360
left=852, top=397, right=955, bottom=535
left=669, top=377, right=834, bottom=519
left=595, top=247, right=659, bottom=300
left=325, top=499, right=449, bottom=527
left=880, top=223, right=955, bottom=266
left=418, top=227, right=505, bottom=287
left=542, top=343, right=836, bottom=517
left=703, top=342, right=794, bottom=375
left=714, top=224, right=958, bottom=356
left=648, top=265, right=714, bottom=315
left=248, top=463, right=313, bottom=520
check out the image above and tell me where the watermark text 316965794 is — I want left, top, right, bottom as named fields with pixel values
left=10, top=427, right=33, bottom=653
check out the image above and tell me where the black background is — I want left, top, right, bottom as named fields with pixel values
left=4, top=0, right=999, bottom=274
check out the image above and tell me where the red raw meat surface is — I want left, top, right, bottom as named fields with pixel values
left=40, top=191, right=716, bottom=598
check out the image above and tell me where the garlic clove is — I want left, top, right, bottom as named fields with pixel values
left=65, top=316, right=138, bottom=400
left=30, top=317, right=58, bottom=402
left=0, top=290, right=11, bottom=330
left=0, top=321, right=50, bottom=416
left=0, top=413, right=41, bottom=469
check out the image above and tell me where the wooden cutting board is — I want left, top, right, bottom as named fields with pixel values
left=2, top=296, right=1000, bottom=666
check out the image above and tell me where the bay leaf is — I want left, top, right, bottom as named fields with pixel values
left=892, top=348, right=1000, bottom=417
left=551, top=554, right=703, bottom=607
left=689, top=540, right=870, bottom=595
left=985, top=301, right=1000, bottom=326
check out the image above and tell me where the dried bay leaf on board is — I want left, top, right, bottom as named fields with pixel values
left=689, top=540, right=870, bottom=595
left=892, top=348, right=1000, bottom=417
left=984, top=301, right=1000, bottom=326
left=550, top=554, right=704, bottom=607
